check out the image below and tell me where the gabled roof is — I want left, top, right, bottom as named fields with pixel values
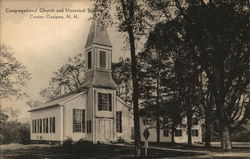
left=29, top=91, right=86, bottom=112
left=85, top=20, right=112, bottom=48
left=29, top=90, right=131, bottom=112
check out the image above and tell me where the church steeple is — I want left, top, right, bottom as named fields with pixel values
left=85, top=21, right=112, bottom=48
left=83, top=21, right=117, bottom=89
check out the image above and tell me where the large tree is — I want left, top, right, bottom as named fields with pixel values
left=0, top=44, right=31, bottom=122
left=137, top=47, right=171, bottom=143
left=112, top=57, right=133, bottom=104
left=175, top=0, right=250, bottom=151
left=39, top=53, right=85, bottom=101
left=0, top=45, right=31, bottom=99
left=91, top=0, right=157, bottom=156
left=144, top=19, right=202, bottom=145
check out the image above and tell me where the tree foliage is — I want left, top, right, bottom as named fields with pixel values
left=112, top=57, right=132, bottom=104
left=0, top=44, right=31, bottom=99
left=140, top=0, right=249, bottom=151
left=0, top=121, right=30, bottom=144
left=39, top=53, right=85, bottom=101
left=143, top=19, right=202, bottom=144
left=179, top=0, right=249, bottom=151
left=137, top=47, right=172, bottom=142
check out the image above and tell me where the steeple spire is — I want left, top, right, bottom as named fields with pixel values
left=83, top=20, right=117, bottom=89
left=85, top=21, right=112, bottom=48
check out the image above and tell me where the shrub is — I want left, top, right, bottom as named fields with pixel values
left=71, top=138, right=97, bottom=156
left=0, top=121, right=30, bottom=144
left=63, top=137, right=73, bottom=147
left=231, top=131, right=250, bottom=142
left=0, top=134, right=4, bottom=144
left=18, top=123, right=30, bottom=144
left=74, top=138, right=93, bottom=145
left=117, top=136, right=125, bottom=143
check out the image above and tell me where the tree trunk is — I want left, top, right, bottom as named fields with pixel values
left=127, top=28, right=141, bottom=157
left=156, top=82, right=160, bottom=143
left=204, top=83, right=213, bottom=148
left=205, top=118, right=211, bottom=147
left=156, top=114, right=160, bottom=143
left=221, top=125, right=232, bottom=152
left=171, top=126, right=175, bottom=143
left=214, top=76, right=232, bottom=152
left=187, top=112, right=192, bottom=146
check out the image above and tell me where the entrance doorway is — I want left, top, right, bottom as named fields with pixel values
left=99, top=119, right=112, bottom=142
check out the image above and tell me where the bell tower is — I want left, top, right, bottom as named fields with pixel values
left=84, top=21, right=117, bottom=143
left=83, top=21, right=117, bottom=89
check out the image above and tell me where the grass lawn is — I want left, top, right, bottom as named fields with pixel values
left=0, top=143, right=205, bottom=159
left=0, top=143, right=249, bottom=159
left=148, top=142, right=250, bottom=153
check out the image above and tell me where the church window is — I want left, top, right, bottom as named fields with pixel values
left=37, top=119, right=39, bottom=133
left=73, top=109, right=85, bottom=133
left=33, top=120, right=35, bottom=133
left=88, top=51, right=92, bottom=69
left=192, top=129, right=199, bottom=137
left=116, top=111, right=122, bottom=133
left=39, top=119, right=42, bottom=133
left=32, top=120, right=34, bottom=133
left=36, top=119, right=39, bottom=133
left=175, top=129, right=182, bottom=137
left=46, top=118, right=48, bottom=133
left=99, top=51, right=106, bottom=68
left=43, top=118, right=46, bottom=133
left=87, top=120, right=91, bottom=133
left=50, top=117, right=55, bottom=133
left=49, top=117, right=52, bottom=133
left=98, top=93, right=112, bottom=111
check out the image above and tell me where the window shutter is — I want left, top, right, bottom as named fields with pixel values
left=116, top=111, right=122, bottom=133
left=46, top=118, right=48, bottom=133
left=73, top=109, right=75, bottom=132
left=98, top=93, right=102, bottom=111
left=52, top=117, right=55, bottom=133
left=120, top=112, right=122, bottom=133
left=109, top=94, right=112, bottom=111
left=82, top=110, right=85, bottom=132
left=88, top=51, right=91, bottom=69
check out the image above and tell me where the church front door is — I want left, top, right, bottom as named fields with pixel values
left=99, top=119, right=112, bottom=142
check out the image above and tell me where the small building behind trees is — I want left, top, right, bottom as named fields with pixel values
left=140, top=116, right=202, bottom=143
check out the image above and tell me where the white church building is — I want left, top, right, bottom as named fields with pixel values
left=29, top=21, right=202, bottom=144
left=29, top=21, right=133, bottom=144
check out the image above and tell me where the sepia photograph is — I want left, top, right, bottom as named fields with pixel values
left=0, top=0, right=249, bottom=158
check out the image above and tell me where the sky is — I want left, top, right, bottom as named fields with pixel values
left=0, top=0, right=132, bottom=122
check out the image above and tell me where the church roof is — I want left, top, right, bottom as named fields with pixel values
left=85, top=21, right=112, bottom=48
left=83, top=70, right=117, bottom=89
left=29, top=91, right=86, bottom=112
left=29, top=89, right=130, bottom=112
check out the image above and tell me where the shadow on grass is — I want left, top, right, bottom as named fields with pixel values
left=0, top=144, right=206, bottom=159
left=148, top=142, right=250, bottom=153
